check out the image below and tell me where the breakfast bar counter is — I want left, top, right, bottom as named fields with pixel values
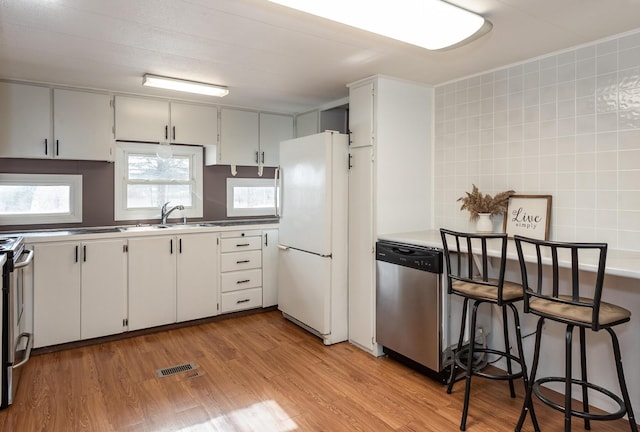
left=378, top=229, right=640, bottom=280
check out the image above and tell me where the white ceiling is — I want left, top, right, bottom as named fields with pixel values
left=2, top=0, right=640, bottom=114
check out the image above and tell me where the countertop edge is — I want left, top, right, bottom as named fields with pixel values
left=19, top=222, right=279, bottom=243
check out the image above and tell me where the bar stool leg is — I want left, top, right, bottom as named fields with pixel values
left=579, top=327, right=591, bottom=430
left=502, top=305, right=516, bottom=398
left=515, top=317, right=544, bottom=432
left=564, top=325, right=574, bottom=432
left=509, top=304, right=540, bottom=432
left=460, top=301, right=481, bottom=431
left=448, top=297, right=470, bottom=394
left=606, top=328, right=639, bottom=432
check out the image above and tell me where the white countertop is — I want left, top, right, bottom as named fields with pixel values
left=378, top=230, right=640, bottom=280
left=14, top=220, right=279, bottom=243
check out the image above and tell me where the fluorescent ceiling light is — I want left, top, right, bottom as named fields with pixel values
left=269, top=0, right=491, bottom=50
left=142, top=74, right=229, bottom=97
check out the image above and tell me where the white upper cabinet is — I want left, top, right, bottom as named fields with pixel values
left=170, top=102, right=218, bottom=146
left=0, top=82, right=52, bottom=159
left=115, top=95, right=170, bottom=142
left=0, top=83, right=113, bottom=161
left=53, top=88, right=113, bottom=161
left=219, top=108, right=293, bottom=167
left=259, top=113, right=293, bottom=167
left=219, top=108, right=259, bottom=166
left=348, top=81, right=374, bottom=148
left=114, top=96, right=218, bottom=146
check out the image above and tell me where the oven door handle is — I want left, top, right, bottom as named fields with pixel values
left=14, top=249, right=34, bottom=269
left=13, top=332, right=33, bottom=369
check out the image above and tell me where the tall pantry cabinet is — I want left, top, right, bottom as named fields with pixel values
left=347, top=75, right=434, bottom=354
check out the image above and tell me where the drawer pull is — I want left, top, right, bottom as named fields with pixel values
left=237, top=279, right=251, bottom=284
left=236, top=260, right=250, bottom=264
left=237, top=299, right=250, bottom=304
left=236, top=243, right=251, bottom=247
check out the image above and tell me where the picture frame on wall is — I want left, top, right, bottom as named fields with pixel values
left=503, top=195, right=552, bottom=240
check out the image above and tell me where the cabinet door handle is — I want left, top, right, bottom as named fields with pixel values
left=56, top=139, right=59, bottom=156
left=170, top=239, right=173, bottom=254
left=165, top=125, right=168, bottom=140
left=236, top=299, right=250, bottom=304
left=172, top=126, right=176, bottom=141
left=236, top=279, right=251, bottom=284
left=236, top=243, right=250, bottom=247
left=75, top=245, right=78, bottom=263
left=261, top=151, right=265, bottom=164
left=264, top=233, right=268, bottom=247
left=44, top=138, right=48, bottom=155
left=236, top=259, right=250, bottom=264
left=179, top=238, right=182, bottom=254
left=83, top=245, right=87, bottom=262
left=255, top=151, right=259, bottom=164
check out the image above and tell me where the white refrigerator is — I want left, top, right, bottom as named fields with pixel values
left=277, top=131, right=349, bottom=345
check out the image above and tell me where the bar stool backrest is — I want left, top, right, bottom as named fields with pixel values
left=440, top=229, right=510, bottom=303
left=513, top=235, right=609, bottom=330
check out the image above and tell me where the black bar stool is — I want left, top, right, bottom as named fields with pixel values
left=513, top=235, right=637, bottom=432
left=441, top=229, right=534, bottom=431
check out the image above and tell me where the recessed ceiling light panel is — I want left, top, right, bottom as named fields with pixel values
left=269, top=0, right=491, bottom=50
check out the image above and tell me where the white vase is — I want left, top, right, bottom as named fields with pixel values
left=476, top=213, right=493, bottom=233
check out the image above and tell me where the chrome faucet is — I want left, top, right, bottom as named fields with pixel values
left=160, top=202, right=184, bottom=225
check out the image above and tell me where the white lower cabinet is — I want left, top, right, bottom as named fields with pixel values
left=33, top=239, right=127, bottom=348
left=127, top=236, right=177, bottom=331
left=129, top=233, right=220, bottom=330
left=32, top=227, right=271, bottom=348
left=262, top=229, right=279, bottom=307
left=176, top=233, right=219, bottom=321
left=80, top=239, right=127, bottom=340
left=33, top=242, right=81, bottom=348
left=219, top=230, right=263, bottom=313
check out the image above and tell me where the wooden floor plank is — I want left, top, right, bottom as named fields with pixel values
left=1, top=310, right=635, bottom=431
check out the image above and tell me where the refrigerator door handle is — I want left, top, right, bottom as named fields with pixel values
left=274, top=167, right=280, bottom=217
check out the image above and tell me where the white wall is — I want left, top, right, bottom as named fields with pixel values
left=434, top=29, right=640, bottom=252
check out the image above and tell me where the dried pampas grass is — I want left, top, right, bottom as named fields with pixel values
left=457, top=184, right=515, bottom=220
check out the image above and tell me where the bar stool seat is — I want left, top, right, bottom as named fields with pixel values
left=452, top=278, right=523, bottom=300
left=514, top=235, right=638, bottom=432
left=529, top=295, right=631, bottom=325
left=440, top=229, right=534, bottom=431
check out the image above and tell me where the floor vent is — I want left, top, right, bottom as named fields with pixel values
left=156, top=362, right=198, bottom=378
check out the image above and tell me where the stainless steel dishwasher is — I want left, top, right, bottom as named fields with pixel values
left=376, top=240, right=445, bottom=381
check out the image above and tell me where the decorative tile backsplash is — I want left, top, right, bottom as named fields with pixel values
left=434, top=29, right=640, bottom=251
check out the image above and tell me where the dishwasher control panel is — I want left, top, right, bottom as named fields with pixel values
left=376, top=241, right=442, bottom=273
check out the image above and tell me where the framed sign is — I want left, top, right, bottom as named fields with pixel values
left=503, top=195, right=552, bottom=240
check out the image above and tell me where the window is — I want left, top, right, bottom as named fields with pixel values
left=226, top=178, right=278, bottom=217
left=0, top=173, right=83, bottom=225
left=115, top=142, right=203, bottom=221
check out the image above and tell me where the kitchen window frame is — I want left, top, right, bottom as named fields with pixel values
left=0, top=173, right=83, bottom=225
left=114, top=142, right=203, bottom=221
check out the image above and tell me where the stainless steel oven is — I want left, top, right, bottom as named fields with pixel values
left=0, top=236, right=34, bottom=409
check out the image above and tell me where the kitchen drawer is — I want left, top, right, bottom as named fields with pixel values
left=220, top=250, right=262, bottom=272
left=220, top=230, right=262, bottom=239
left=221, top=287, right=262, bottom=313
left=221, top=268, right=262, bottom=293
left=220, top=236, right=262, bottom=252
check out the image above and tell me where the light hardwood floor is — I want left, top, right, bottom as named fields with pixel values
left=0, top=310, right=634, bottom=431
